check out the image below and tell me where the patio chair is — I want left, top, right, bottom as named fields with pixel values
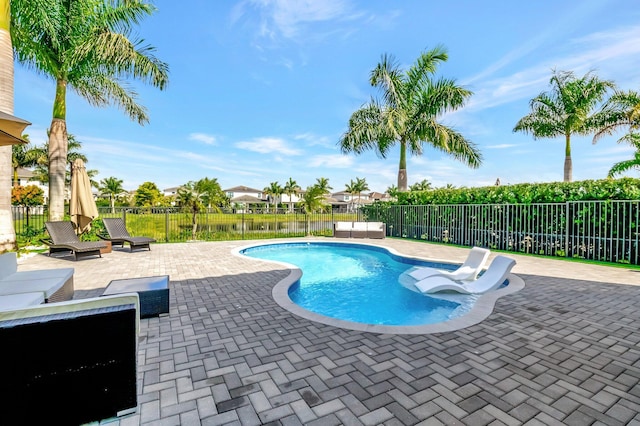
left=409, top=246, right=490, bottom=282
left=414, top=255, right=516, bottom=294
left=101, top=218, right=155, bottom=252
left=43, top=221, right=107, bottom=260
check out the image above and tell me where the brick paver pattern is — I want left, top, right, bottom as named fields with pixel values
left=19, top=238, right=640, bottom=425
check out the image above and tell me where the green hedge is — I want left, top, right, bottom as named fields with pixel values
left=394, top=177, right=640, bottom=205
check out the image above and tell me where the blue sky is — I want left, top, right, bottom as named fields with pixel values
left=13, top=0, right=640, bottom=194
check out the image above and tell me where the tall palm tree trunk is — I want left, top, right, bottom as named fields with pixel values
left=48, top=119, right=68, bottom=220
left=0, top=0, right=17, bottom=252
left=191, top=208, right=197, bottom=240
left=398, top=140, right=408, bottom=191
left=48, top=78, right=69, bottom=221
left=564, top=134, right=572, bottom=182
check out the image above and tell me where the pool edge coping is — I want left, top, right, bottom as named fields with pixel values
left=232, top=239, right=525, bottom=335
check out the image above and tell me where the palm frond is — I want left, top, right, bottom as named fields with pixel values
left=405, top=45, right=447, bottom=94
left=370, top=54, right=403, bottom=108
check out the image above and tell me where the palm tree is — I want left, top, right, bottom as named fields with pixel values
left=11, top=134, right=38, bottom=186
left=263, top=181, right=282, bottom=213
left=176, top=179, right=224, bottom=240
left=194, top=177, right=227, bottom=209
left=409, top=179, right=432, bottom=191
left=340, top=46, right=481, bottom=191
left=593, top=90, right=640, bottom=145
left=386, top=184, right=400, bottom=199
left=0, top=0, right=18, bottom=251
left=607, top=133, right=640, bottom=177
left=314, top=177, right=333, bottom=196
left=176, top=182, right=203, bottom=240
left=346, top=177, right=369, bottom=211
left=98, top=176, right=126, bottom=214
left=30, top=134, right=89, bottom=186
left=344, top=180, right=357, bottom=212
left=300, top=185, right=328, bottom=236
left=283, top=177, right=300, bottom=213
left=514, top=69, right=615, bottom=182
left=344, top=178, right=368, bottom=212
left=11, top=0, right=169, bottom=221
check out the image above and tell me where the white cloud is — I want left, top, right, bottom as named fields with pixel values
left=309, top=154, right=353, bottom=168
left=486, top=144, right=518, bottom=149
left=465, top=24, right=640, bottom=113
left=294, top=132, right=334, bottom=147
left=231, top=0, right=366, bottom=47
left=189, top=133, right=217, bottom=145
left=235, top=137, right=303, bottom=155
left=253, top=0, right=352, bottom=38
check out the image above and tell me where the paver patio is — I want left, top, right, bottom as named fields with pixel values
left=18, top=238, right=640, bottom=425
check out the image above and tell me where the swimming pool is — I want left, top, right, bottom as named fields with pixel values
left=238, top=241, right=524, bottom=334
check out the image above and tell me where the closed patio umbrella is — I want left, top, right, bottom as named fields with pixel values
left=70, top=159, right=99, bottom=234
left=0, top=111, right=30, bottom=146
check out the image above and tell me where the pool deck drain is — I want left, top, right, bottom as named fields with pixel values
left=18, top=238, right=640, bottom=425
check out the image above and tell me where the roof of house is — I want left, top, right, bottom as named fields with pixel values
left=224, top=185, right=263, bottom=193
left=17, top=167, right=34, bottom=179
left=369, top=192, right=391, bottom=200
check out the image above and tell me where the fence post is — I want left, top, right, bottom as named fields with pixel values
left=165, top=209, right=170, bottom=243
left=242, top=210, right=245, bottom=240
left=565, top=202, right=570, bottom=258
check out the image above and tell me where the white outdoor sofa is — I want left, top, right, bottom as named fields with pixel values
left=333, top=221, right=386, bottom=239
left=0, top=252, right=74, bottom=308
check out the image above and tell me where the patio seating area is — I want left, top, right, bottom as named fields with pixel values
left=17, top=238, right=640, bottom=425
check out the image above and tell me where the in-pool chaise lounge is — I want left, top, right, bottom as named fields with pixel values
left=410, top=246, right=490, bottom=282
left=101, top=218, right=156, bottom=252
left=43, top=221, right=107, bottom=260
left=414, top=255, right=516, bottom=294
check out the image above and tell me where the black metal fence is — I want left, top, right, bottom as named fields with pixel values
left=13, top=200, right=640, bottom=264
left=12, top=206, right=363, bottom=243
left=362, top=200, right=640, bottom=265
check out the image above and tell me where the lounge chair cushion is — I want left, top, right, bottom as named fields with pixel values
left=0, top=252, right=75, bottom=302
left=334, top=222, right=352, bottom=231
left=0, top=275, right=74, bottom=299
left=352, top=222, right=368, bottom=231
left=0, top=292, right=45, bottom=311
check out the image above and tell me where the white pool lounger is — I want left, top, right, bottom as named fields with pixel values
left=415, top=255, right=516, bottom=295
left=409, top=246, right=490, bottom=281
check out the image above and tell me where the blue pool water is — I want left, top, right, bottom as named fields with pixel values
left=241, top=242, right=475, bottom=326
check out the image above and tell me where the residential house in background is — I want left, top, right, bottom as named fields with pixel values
left=163, top=187, right=180, bottom=198
left=369, top=192, right=392, bottom=202
left=331, top=191, right=373, bottom=212
left=224, top=186, right=267, bottom=212
left=15, top=167, right=50, bottom=202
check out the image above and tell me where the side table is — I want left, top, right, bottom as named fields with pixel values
left=102, top=275, right=169, bottom=318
